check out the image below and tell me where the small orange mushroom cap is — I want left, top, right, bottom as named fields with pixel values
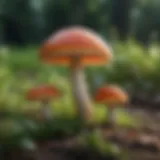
left=39, top=26, right=113, bottom=65
left=26, top=85, right=60, bottom=101
left=94, top=85, right=128, bottom=105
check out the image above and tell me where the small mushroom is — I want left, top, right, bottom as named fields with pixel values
left=94, top=85, right=128, bottom=126
left=39, top=26, right=112, bottom=122
left=26, top=85, right=61, bottom=121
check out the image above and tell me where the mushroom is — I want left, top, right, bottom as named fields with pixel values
left=26, top=85, right=61, bottom=121
left=39, top=26, right=112, bottom=122
left=94, top=85, right=129, bottom=126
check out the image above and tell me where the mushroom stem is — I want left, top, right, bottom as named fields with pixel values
left=107, top=106, right=115, bottom=126
left=41, top=100, right=52, bottom=121
left=70, top=57, right=93, bottom=122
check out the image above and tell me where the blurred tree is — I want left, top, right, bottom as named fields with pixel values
left=135, top=0, right=160, bottom=45
left=0, top=0, right=160, bottom=45
left=43, top=0, right=70, bottom=37
left=84, top=0, right=109, bottom=32
left=68, top=0, right=87, bottom=24
left=0, top=14, right=23, bottom=45
left=43, top=0, right=110, bottom=36
left=0, top=0, right=35, bottom=45
left=110, top=0, right=132, bottom=40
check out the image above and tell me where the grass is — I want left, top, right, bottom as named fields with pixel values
left=0, top=45, right=137, bottom=123
left=1, top=41, right=157, bottom=152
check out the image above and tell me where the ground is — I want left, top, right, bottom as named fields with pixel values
left=1, top=107, right=160, bottom=160
left=0, top=45, right=160, bottom=160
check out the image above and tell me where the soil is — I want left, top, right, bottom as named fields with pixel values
left=108, top=106, right=160, bottom=160
left=1, top=105, right=160, bottom=160
left=0, top=139, right=116, bottom=160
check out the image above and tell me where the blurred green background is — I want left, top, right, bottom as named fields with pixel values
left=0, top=0, right=159, bottom=102
left=0, top=0, right=160, bottom=45
left=0, top=0, right=159, bottom=157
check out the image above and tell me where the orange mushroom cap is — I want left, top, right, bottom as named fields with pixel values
left=39, top=26, right=113, bottom=66
left=26, top=85, right=61, bottom=101
left=94, top=85, right=128, bottom=105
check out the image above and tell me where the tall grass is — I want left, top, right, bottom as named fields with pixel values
left=0, top=41, right=159, bottom=122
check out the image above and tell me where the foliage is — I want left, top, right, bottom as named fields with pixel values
left=0, top=41, right=159, bottom=157
left=0, top=0, right=160, bottom=45
left=87, top=40, right=160, bottom=96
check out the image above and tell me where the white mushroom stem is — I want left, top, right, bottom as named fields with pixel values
left=41, top=100, right=52, bottom=121
left=107, top=106, right=116, bottom=126
left=70, top=56, right=93, bottom=122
